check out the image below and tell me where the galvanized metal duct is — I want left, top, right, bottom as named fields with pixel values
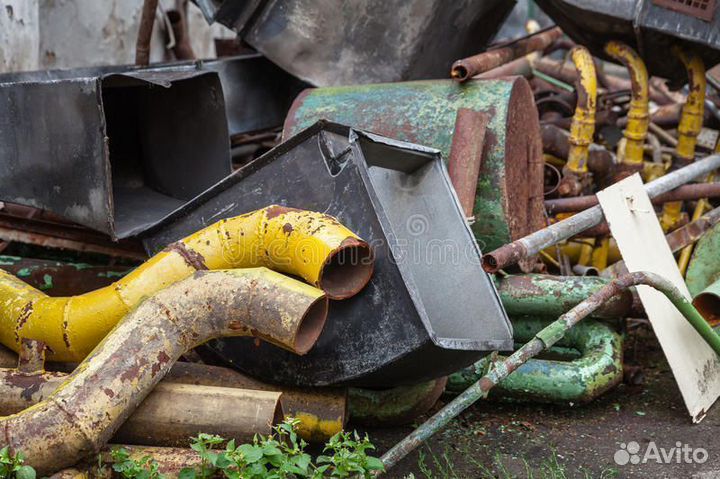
left=2, top=267, right=329, bottom=475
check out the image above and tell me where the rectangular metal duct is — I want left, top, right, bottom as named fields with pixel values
left=0, top=55, right=307, bottom=238
left=142, top=121, right=513, bottom=387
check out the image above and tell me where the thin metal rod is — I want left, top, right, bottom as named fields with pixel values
left=482, top=154, right=720, bottom=272
left=380, top=271, right=720, bottom=472
left=136, top=0, right=159, bottom=66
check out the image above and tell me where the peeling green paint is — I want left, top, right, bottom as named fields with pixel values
left=447, top=316, right=623, bottom=404
left=687, top=222, right=720, bottom=297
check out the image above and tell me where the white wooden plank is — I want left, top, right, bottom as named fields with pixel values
left=597, top=173, right=720, bottom=422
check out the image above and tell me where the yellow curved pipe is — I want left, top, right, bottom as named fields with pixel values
left=0, top=206, right=372, bottom=362
left=675, top=47, right=706, bottom=162
left=661, top=48, right=706, bottom=231
left=605, top=41, right=649, bottom=166
left=566, top=46, right=597, bottom=175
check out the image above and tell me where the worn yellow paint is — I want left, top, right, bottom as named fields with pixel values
left=605, top=41, right=649, bottom=166
left=565, top=46, right=597, bottom=175
left=292, top=411, right=344, bottom=442
left=0, top=206, right=363, bottom=362
left=662, top=48, right=706, bottom=231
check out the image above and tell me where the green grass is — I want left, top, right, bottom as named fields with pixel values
left=415, top=445, right=619, bottom=479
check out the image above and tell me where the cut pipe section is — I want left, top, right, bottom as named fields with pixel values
left=1, top=267, right=329, bottom=474
left=0, top=206, right=372, bottom=361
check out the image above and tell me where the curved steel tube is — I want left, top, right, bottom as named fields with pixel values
left=447, top=317, right=623, bottom=404
left=605, top=41, right=649, bottom=169
left=559, top=46, right=597, bottom=197
left=0, top=206, right=372, bottom=361
left=2, top=267, right=329, bottom=474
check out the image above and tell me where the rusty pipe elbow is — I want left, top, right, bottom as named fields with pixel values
left=675, top=47, right=706, bottom=163
left=605, top=41, right=649, bottom=167
left=565, top=46, right=597, bottom=177
left=2, top=268, right=328, bottom=475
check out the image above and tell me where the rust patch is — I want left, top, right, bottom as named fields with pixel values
left=6, top=372, right=47, bottom=401
left=282, top=223, right=294, bottom=235
left=151, top=351, right=171, bottom=377
left=14, top=302, right=34, bottom=343
left=266, top=205, right=301, bottom=219
left=103, top=388, right=115, bottom=398
left=164, top=242, right=208, bottom=271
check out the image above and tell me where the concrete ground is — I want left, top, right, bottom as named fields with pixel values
left=365, top=325, right=720, bottom=478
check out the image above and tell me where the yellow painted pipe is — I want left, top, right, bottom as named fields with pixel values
left=565, top=46, right=597, bottom=175
left=675, top=47, right=706, bottom=163
left=0, top=206, right=373, bottom=362
left=662, top=48, right=706, bottom=231
left=605, top=41, right=649, bottom=167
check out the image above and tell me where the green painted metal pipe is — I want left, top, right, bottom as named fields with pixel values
left=447, top=317, right=623, bottom=404
left=380, top=272, right=720, bottom=473
left=497, top=274, right=633, bottom=319
left=283, top=78, right=545, bottom=252
left=348, top=377, right=447, bottom=427
left=692, top=278, right=720, bottom=324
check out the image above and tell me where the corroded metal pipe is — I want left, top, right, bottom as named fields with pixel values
left=559, top=46, right=597, bottom=197
left=380, top=272, right=719, bottom=472
left=482, top=154, right=720, bottom=272
left=447, top=317, right=623, bottom=404
left=164, top=361, right=347, bottom=442
left=136, top=0, right=159, bottom=65
left=114, top=383, right=284, bottom=446
left=0, top=206, right=372, bottom=361
left=545, top=183, right=720, bottom=213
left=348, top=378, right=447, bottom=427
left=541, top=124, right=615, bottom=181
left=451, top=27, right=562, bottom=82
left=605, top=42, right=649, bottom=171
left=2, top=267, right=329, bottom=474
left=497, top=274, right=632, bottom=319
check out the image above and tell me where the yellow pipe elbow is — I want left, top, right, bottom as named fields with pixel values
left=566, top=46, right=597, bottom=175
left=0, top=206, right=373, bottom=362
left=675, top=47, right=706, bottom=162
left=605, top=41, right=649, bottom=166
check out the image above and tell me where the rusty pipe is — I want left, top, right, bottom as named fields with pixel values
left=482, top=154, right=720, bottom=272
left=167, top=6, right=195, bottom=60
left=0, top=361, right=345, bottom=443
left=114, top=383, right=284, bottom=446
left=380, top=271, right=718, bottom=472
left=541, top=124, right=615, bottom=180
left=559, top=46, right=597, bottom=197
left=605, top=42, right=649, bottom=169
left=545, top=182, right=720, bottom=213
left=451, top=27, right=563, bottom=82
left=164, top=361, right=347, bottom=442
left=1, top=267, right=329, bottom=474
left=135, top=0, right=159, bottom=65
left=0, top=205, right=372, bottom=361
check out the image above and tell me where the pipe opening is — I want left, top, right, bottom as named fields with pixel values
left=451, top=65, right=469, bottom=81
left=693, top=294, right=720, bottom=325
left=482, top=254, right=498, bottom=273
left=293, top=296, right=329, bottom=355
left=319, top=240, right=374, bottom=299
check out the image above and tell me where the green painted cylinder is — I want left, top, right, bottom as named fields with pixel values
left=446, top=317, right=623, bottom=404
left=687, top=222, right=720, bottom=298
left=497, top=274, right=634, bottom=319
left=283, top=78, right=545, bottom=252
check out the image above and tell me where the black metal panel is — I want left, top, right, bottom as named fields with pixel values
left=0, top=55, right=306, bottom=238
left=195, top=0, right=516, bottom=86
left=142, top=122, right=513, bottom=387
left=536, top=0, right=720, bottom=83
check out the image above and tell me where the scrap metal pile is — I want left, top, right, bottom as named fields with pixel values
left=4, top=0, right=720, bottom=476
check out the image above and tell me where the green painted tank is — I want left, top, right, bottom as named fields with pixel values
left=283, top=78, right=545, bottom=252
